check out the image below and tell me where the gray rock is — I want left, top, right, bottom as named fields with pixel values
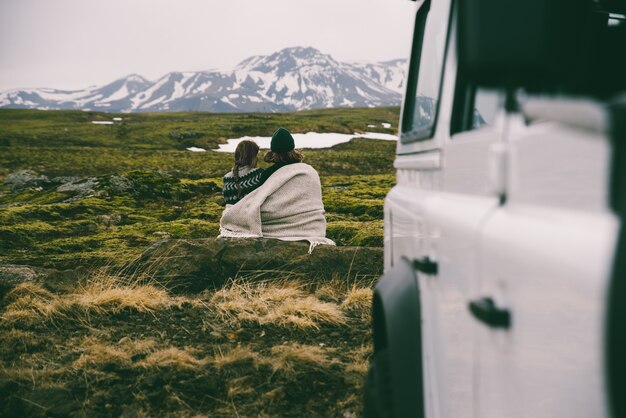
left=0, top=264, right=88, bottom=299
left=108, top=174, right=134, bottom=194
left=2, top=170, right=49, bottom=190
left=136, top=238, right=383, bottom=292
left=56, top=177, right=99, bottom=194
left=50, top=176, right=82, bottom=185
left=97, top=214, right=122, bottom=226
left=0, top=264, right=45, bottom=299
left=56, top=177, right=103, bottom=202
left=0, top=264, right=43, bottom=282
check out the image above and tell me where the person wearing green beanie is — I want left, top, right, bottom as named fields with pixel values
left=269, top=127, right=295, bottom=153
left=219, top=126, right=334, bottom=251
left=258, top=127, right=303, bottom=185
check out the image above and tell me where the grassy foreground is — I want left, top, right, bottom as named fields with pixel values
left=0, top=107, right=398, bottom=417
left=0, top=273, right=374, bottom=417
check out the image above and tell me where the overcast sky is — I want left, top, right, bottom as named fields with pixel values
left=0, top=0, right=415, bottom=92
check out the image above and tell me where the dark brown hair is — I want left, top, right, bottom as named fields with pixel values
left=233, top=140, right=260, bottom=198
left=263, top=150, right=303, bottom=164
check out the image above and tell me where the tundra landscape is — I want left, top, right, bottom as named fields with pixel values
left=0, top=106, right=398, bottom=417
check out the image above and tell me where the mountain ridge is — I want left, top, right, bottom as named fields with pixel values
left=0, top=47, right=406, bottom=113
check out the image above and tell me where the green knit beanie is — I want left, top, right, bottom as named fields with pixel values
left=270, top=128, right=295, bottom=152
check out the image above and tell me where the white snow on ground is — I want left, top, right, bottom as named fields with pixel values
left=193, top=81, right=212, bottom=94
left=356, top=86, right=376, bottom=101
left=275, top=74, right=300, bottom=95
left=381, top=123, right=392, bottom=128
left=127, top=75, right=147, bottom=83
left=248, top=70, right=275, bottom=89
left=236, top=55, right=265, bottom=71
left=220, top=97, right=235, bottom=107
left=348, top=61, right=406, bottom=94
left=214, top=131, right=397, bottom=153
left=31, top=88, right=96, bottom=102
left=182, top=76, right=197, bottom=96
left=91, top=121, right=114, bottom=125
left=232, top=70, right=252, bottom=89
left=12, top=96, right=38, bottom=106
left=186, top=147, right=206, bottom=152
left=168, top=81, right=185, bottom=102
left=165, top=73, right=194, bottom=103
left=132, top=76, right=169, bottom=108
left=99, top=84, right=129, bottom=104
left=140, top=95, right=167, bottom=109
left=341, top=98, right=356, bottom=107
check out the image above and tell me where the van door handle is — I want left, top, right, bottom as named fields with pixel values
left=468, top=297, right=511, bottom=329
left=412, top=257, right=438, bottom=275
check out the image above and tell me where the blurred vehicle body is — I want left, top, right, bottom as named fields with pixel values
left=366, top=0, right=626, bottom=417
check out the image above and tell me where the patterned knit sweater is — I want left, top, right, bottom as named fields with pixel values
left=223, top=166, right=265, bottom=205
left=219, top=163, right=335, bottom=252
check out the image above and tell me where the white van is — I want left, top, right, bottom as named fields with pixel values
left=365, top=0, right=626, bottom=417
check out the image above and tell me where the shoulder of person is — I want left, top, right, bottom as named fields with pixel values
left=294, top=162, right=317, bottom=172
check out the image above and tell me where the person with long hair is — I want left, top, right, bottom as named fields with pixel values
left=222, top=140, right=264, bottom=205
left=219, top=128, right=334, bottom=252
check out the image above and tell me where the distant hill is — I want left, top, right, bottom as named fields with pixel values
left=0, top=47, right=406, bottom=113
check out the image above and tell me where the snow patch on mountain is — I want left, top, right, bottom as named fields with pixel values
left=0, top=47, right=406, bottom=113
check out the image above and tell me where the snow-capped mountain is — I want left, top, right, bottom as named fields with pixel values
left=0, top=47, right=406, bottom=113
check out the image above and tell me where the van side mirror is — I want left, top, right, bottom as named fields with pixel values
left=457, top=0, right=590, bottom=90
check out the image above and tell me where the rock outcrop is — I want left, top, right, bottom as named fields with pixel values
left=0, top=264, right=86, bottom=298
left=0, top=239, right=384, bottom=296
left=137, top=238, right=384, bottom=292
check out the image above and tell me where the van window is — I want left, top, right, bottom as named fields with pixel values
left=450, top=82, right=502, bottom=135
left=472, top=88, right=501, bottom=128
left=400, top=0, right=451, bottom=143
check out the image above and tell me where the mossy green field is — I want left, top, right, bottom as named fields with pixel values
left=0, top=107, right=398, bottom=268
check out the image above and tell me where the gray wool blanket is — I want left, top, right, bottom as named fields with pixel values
left=218, top=163, right=336, bottom=252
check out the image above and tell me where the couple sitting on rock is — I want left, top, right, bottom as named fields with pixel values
left=219, top=128, right=335, bottom=252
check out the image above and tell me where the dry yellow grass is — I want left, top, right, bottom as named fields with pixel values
left=211, top=280, right=346, bottom=330
left=1, top=283, right=58, bottom=324
left=140, top=347, right=207, bottom=370
left=4, top=282, right=55, bottom=302
left=1, top=274, right=184, bottom=325
left=73, top=340, right=132, bottom=369
left=0, top=262, right=373, bottom=417
left=226, top=376, right=256, bottom=398
left=271, top=295, right=346, bottom=328
left=0, top=329, right=36, bottom=346
left=344, top=344, right=372, bottom=374
left=341, top=286, right=373, bottom=319
left=213, top=346, right=264, bottom=370
left=117, top=336, right=158, bottom=354
left=270, top=343, right=338, bottom=376
left=315, top=282, right=343, bottom=302
left=73, top=283, right=174, bottom=314
left=73, top=336, right=158, bottom=369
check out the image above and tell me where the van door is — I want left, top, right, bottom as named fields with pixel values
left=388, top=2, right=507, bottom=417
left=420, top=97, right=504, bottom=418
left=473, top=105, right=619, bottom=418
